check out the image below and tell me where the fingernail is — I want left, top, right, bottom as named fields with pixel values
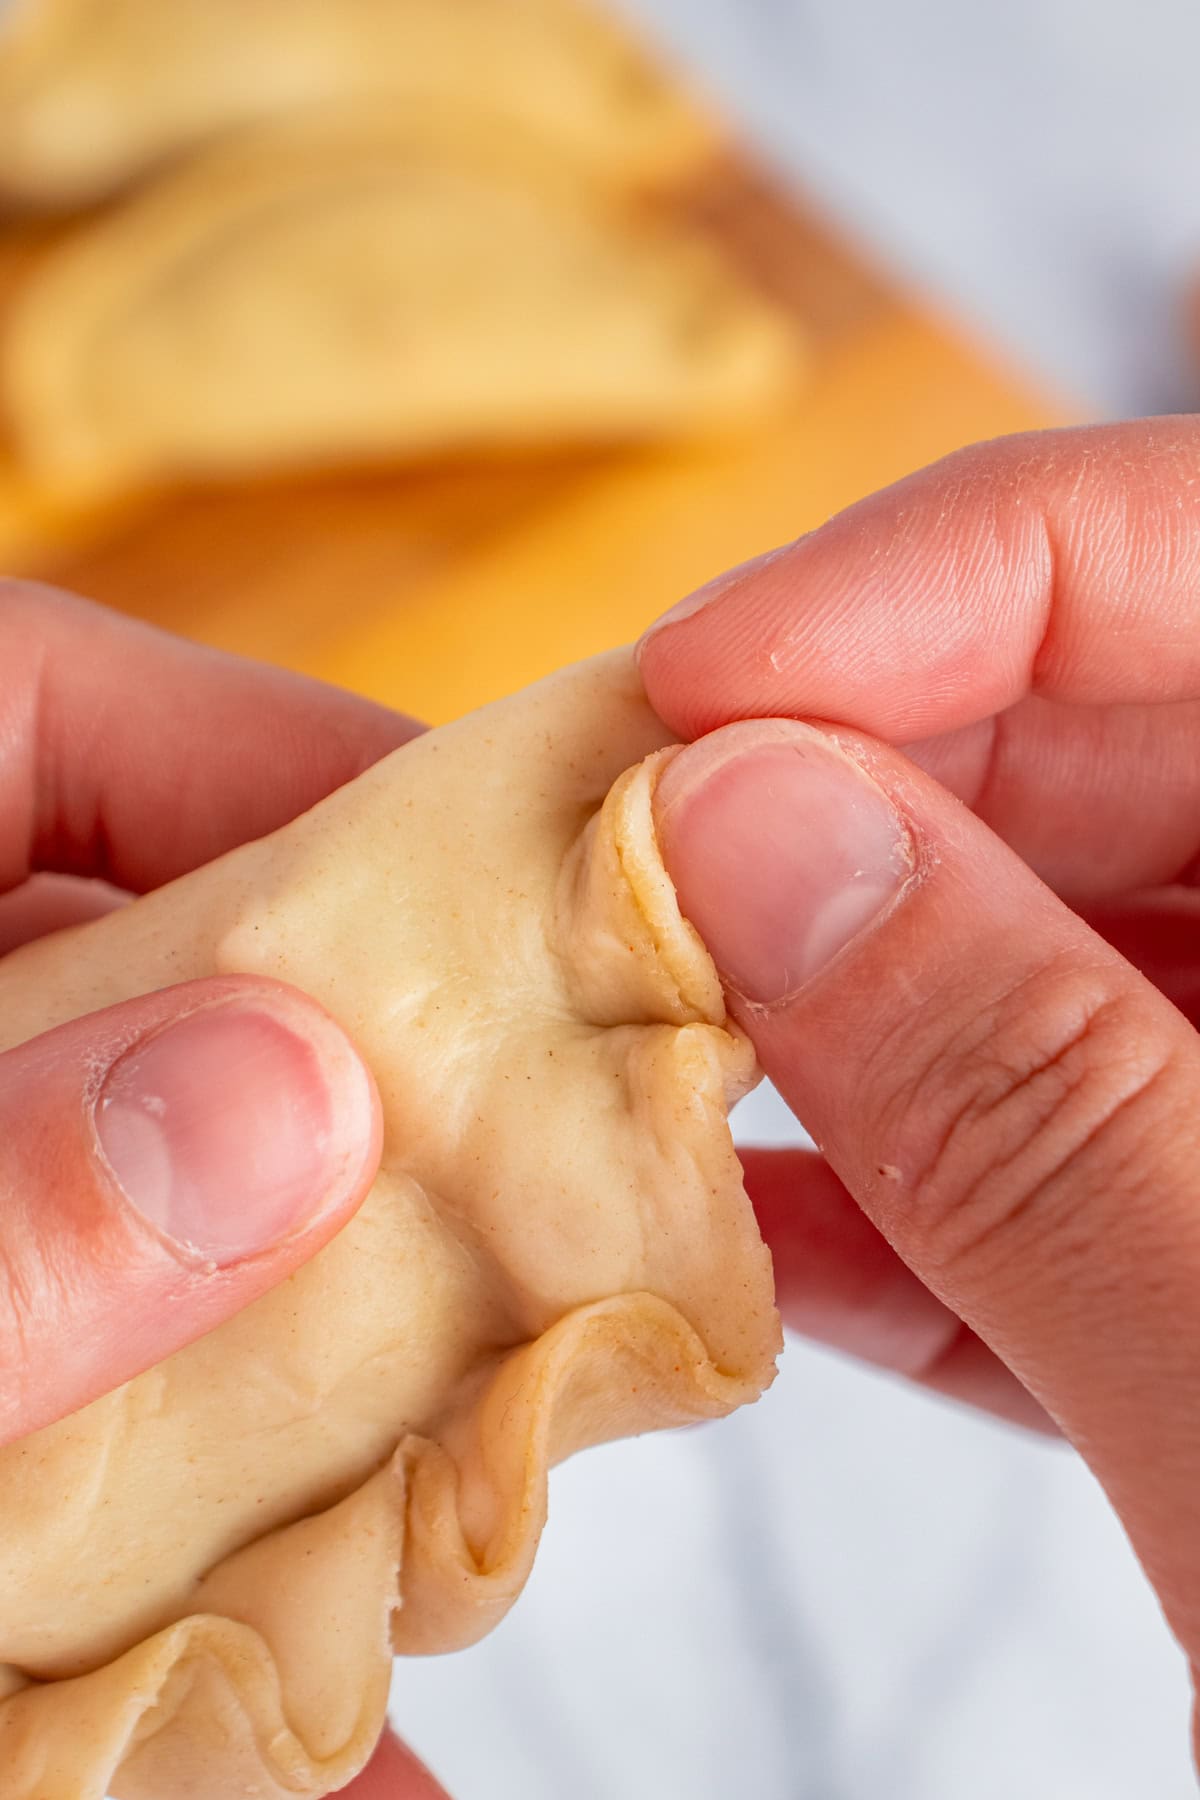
left=635, top=545, right=786, bottom=661
left=95, top=1000, right=374, bottom=1264
left=654, top=722, right=913, bottom=1006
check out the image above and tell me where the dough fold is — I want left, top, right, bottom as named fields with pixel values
left=0, top=650, right=779, bottom=1799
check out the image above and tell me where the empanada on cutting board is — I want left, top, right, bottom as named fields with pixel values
left=0, top=650, right=780, bottom=1800
left=0, top=0, right=713, bottom=209
left=3, top=113, right=801, bottom=496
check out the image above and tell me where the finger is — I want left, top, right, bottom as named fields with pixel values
left=904, top=695, right=1200, bottom=902
left=741, top=1146, right=1053, bottom=1432
left=638, top=417, right=1200, bottom=741
left=0, top=975, right=381, bottom=1445
left=0, top=874, right=128, bottom=955
left=0, top=582, right=421, bottom=894
left=339, top=1729, right=451, bottom=1799
left=656, top=720, right=1200, bottom=1659
left=1080, top=891, right=1200, bottom=1029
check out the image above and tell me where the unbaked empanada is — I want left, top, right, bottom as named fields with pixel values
left=3, top=112, right=800, bottom=495
left=0, top=649, right=779, bottom=1800
left=0, top=0, right=713, bottom=209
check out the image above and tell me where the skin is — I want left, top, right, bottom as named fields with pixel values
left=0, top=582, right=442, bottom=1797
left=639, top=416, right=1200, bottom=1762
left=8, top=413, right=1200, bottom=1786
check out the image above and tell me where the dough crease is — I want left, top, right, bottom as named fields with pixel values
left=0, top=651, right=779, bottom=1799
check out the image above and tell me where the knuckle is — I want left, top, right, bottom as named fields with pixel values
left=869, top=959, right=1181, bottom=1288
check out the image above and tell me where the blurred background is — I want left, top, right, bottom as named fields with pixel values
left=0, top=0, right=1195, bottom=1795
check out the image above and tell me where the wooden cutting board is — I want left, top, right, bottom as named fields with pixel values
left=0, top=156, right=1071, bottom=723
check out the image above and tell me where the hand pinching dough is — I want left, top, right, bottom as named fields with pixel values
left=0, top=649, right=779, bottom=1800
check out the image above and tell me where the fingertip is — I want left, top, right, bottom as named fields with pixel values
left=4, top=584, right=423, bottom=893
left=636, top=552, right=767, bottom=662
left=654, top=720, right=915, bottom=1009
left=0, top=975, right=383, bottom=1442
left=93, top=978, right=382, bottom=1268
left=637, top=546, right=800, bottom=737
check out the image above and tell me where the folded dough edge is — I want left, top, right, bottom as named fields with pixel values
left=0, top=1292, right=755, bottom=1800
left=0, top=651, right=780, bottom=1800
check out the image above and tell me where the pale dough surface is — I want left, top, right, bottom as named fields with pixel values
left=0, top=650, right=779, bottom=1800
left=2, top=111, right=801, bottom=495
left=0, top=0, right=713, bottom=207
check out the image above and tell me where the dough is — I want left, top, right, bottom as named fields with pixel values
left=3, top=111, right=800, bottom=495
left=0, top=0, right=713, bottom=209
left=0, top=650, right=780, bottom=1799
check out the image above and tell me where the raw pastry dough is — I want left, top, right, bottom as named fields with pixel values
left=0, top=650, right=780, bottom=1800
left=0, top=0, right=714, bottom=209
left=3, top=112, right=800, bottom=495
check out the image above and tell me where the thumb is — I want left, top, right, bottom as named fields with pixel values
left=0, top=975, right=380, bottom=1445
left=655, top=720, right=1200, bottom=1664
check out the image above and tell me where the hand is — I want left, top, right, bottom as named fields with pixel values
left=638, top=419, right=1200, bottom=1738
left=0, top=584, right=445, bottom=1796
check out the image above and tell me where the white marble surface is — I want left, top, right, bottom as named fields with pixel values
left=392, top=7, right=1200, bottom=1795
left=623, top=0, right=1200, bottom=417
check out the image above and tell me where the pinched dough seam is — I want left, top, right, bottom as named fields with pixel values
left=607, top=750, right=725, bottom=1025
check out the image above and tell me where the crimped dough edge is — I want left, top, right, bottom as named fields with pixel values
left=0, top=1292, right=765, bottom=1800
